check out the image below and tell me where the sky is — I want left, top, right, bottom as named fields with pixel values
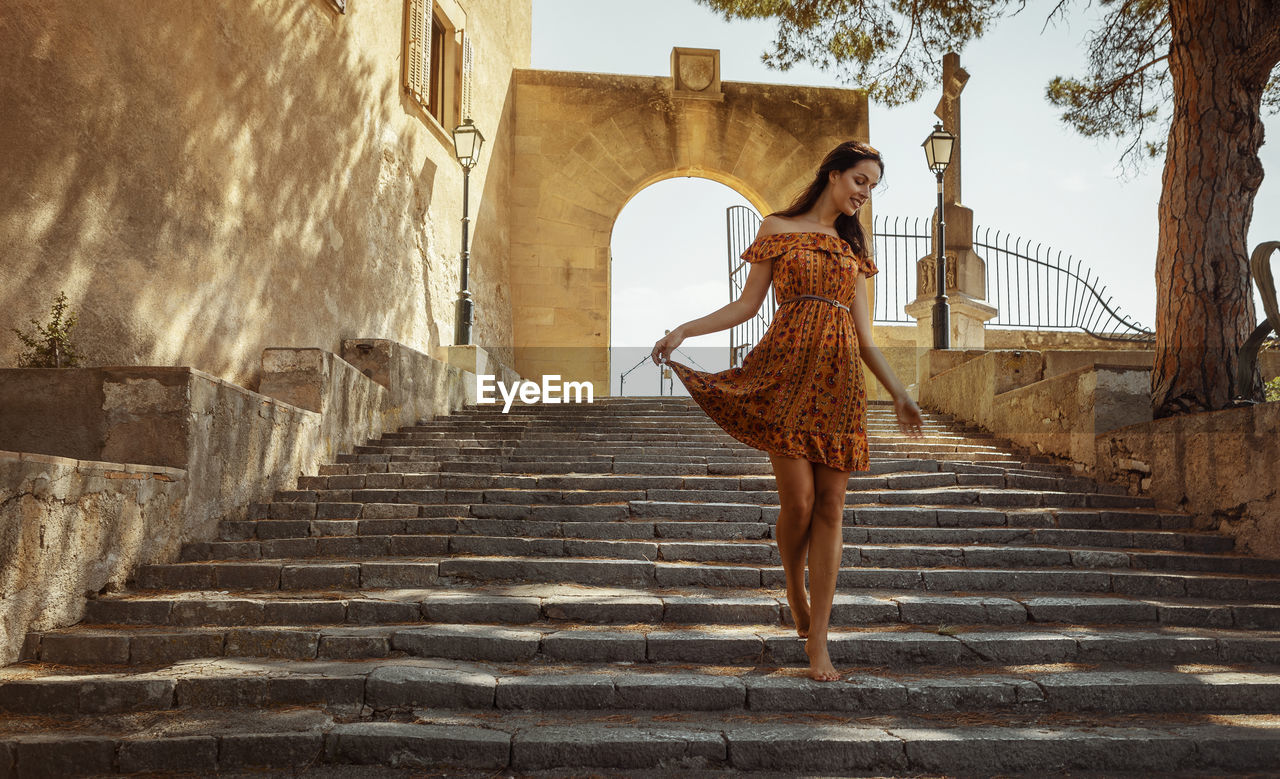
left=529, top=1, right=1280, bottom=395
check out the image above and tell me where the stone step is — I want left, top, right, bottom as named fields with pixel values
left=326, top=454, right=1042, bottom=475
left=289, top=469, right=1131, bottom=498
left=431, top=556, right=1280, bottom=598
left=7, top=656, right=1280, bottom=718
left=354, top=441, right=1021, bottom=457
left=176, top=533, right=1278, bottom=577
left=242, top=502, right=1190, bottom=535
left=217, top=515, right=1231, bottom=554
left=23, top=622, right=1280, bottom=668
left=121, top=555, right=1280, bottom=600
left=316, top=456, right=1081, bottom=478
left=79, top=587, right=1280, bottom=631
left=6, top=707, right=1273, bottom=775
left=249, top=489, right=1157, bottom=519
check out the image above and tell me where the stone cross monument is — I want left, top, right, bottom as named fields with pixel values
left=904, top=52, right=998, bottom=350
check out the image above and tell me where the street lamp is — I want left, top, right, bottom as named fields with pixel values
left=922, top=122, right=956, bottom=350
left=452, top=119, right=485, bottom=345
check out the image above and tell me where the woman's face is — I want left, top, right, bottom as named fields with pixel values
left=828, top=159, right=881, bottom=216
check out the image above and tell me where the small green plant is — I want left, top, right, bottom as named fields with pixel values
left=1266, top=376, right=1280, bottom=403
left=12, top=291, right=82, bottom=368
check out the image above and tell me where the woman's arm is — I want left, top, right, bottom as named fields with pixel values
left=850, top=275, right=924, bottom=435
left=674, top=259, right=772, bottom=338
left=651, top=220, right=778, bottom=364
left=849, top=274, right=909, bottom=401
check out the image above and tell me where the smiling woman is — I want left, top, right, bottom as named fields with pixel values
left=649, top=141, right=925, bottom=682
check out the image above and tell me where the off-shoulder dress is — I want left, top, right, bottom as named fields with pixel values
left=666, top=231, right=879, bottom=472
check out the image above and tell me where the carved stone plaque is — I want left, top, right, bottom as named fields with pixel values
left=918, top=255, right=959, bottom=295
left=671, top=47, right=723, bottom=101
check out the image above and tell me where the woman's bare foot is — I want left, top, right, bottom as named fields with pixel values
left=804, top=638, right=840, bottom=681
left=786, top=588, right=811, bottom=638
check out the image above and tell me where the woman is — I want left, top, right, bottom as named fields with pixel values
left=650, top=141, right=925, bottom=682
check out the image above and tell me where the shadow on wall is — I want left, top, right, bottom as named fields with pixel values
left=0, top=0, right=444, bottom=387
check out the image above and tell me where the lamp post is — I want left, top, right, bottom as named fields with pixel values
left=452, top=118, right=485, bottom=346
left=922, top=122, right=956, bottom=350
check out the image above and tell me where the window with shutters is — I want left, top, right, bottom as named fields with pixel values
left=404, top=0, right=476, bottom=133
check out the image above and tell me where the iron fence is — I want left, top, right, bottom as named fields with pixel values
left=725, top=207, right=1155, bottom=367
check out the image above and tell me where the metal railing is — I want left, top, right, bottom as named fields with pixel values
left=726, top=207, right=1157, bottom=366
left=974, top=226, right=1154, bottom=341
left=871, top=215, right=930, bottom=324
left=727, top=206, right=774, bottom=367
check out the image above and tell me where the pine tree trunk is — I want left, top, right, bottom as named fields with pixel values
left=1151, top=0, right=1279, bottom=418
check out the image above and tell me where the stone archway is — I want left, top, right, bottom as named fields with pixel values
left=509, top=50, right=870, bottom=392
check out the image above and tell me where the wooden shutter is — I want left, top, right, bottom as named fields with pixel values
left=461, top=32, right=475, bottom=121
left=405, top=0, right=430, bottom=106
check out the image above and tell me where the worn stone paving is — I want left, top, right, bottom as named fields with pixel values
left=3, top=397, right=1280, bottom=776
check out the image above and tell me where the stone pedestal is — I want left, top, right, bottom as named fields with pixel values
left=904, top=291, right=998, bottom=387
left=904, top=291, right=998, bottom=348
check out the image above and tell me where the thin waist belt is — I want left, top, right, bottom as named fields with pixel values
left=778, top=294, right=849, bottom=313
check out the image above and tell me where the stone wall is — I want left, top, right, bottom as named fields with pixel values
left=0, top=452, right=187, bottom=665
left=918, top=350, right=1046, bottom=430
left=0, top=341, right=488, bottom=666
left=1096, top=403, right=1280, bottom=558
left=915, top=346, right=1278, bottom=558
left=993, top=364, right=1153, bottom=469
left=0, top=367, right=323, bottom=539
left=874, top=324, right=1280, bottom=403
left=0, top=0, right=531, bottom=386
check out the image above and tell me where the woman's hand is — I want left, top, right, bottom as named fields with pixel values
left=651, top=328, right=685, bottom=365
left=893, top=393, right=925, bottom=438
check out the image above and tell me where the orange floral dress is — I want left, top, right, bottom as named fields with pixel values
left=667, top=231, right=879, bottom=472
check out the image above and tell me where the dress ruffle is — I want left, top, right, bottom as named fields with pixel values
left=740, top=231, right=878, bottom=278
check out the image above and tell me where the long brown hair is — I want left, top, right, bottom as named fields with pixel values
left=770, top=141, right=883, bottom=258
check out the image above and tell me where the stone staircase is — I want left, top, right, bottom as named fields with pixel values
left=4, top=396, right=1280, bottom=776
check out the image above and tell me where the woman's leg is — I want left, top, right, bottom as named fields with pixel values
left=769, top=453, right=816, bottom=638
left=804, top=462, right=852, bottom=682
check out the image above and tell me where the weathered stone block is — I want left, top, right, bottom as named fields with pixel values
left=615, top=673, right=745, bottom=710
left=14, top=737, right=116, bottom=777
left=39, top=633, right=130, bottom=665
left=496, top=674, right=617, bottom=709
left=392, top=625, right=541, bottom=661
left=225, top=628, right=319, bottom=659
left=541, top=630, right=646, bottom=662
left=422, top=594, right=542, bottom=623
left=318, top=632, right=390, bottom=659
left=0, top=680, right=80, bottom=714
left=218, top=732, right=325, bottom=769
left=214, top=563, right=282, bottom=589
left=324, top=722, right=509, bottom=769
left=130, top=632, right=225, bottom=664
left=79, top=677, right=175, bottom=713
left=646, top=631, right=763, bottom=663
left=281, top=564, right=359, bottom=589
left=260, top=675, right=361, bottom=706
left=366, top=665, right=496, bottom=710
left=727, top=724, right=906, bottom=771
left=175, top=677, right=268, bottom=707
left=361, top=561, right=439, bottom=587
left=512, top=725, right=725, bottom=770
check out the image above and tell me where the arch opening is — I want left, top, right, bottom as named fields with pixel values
left=610, top=175, right=759, bottom=397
